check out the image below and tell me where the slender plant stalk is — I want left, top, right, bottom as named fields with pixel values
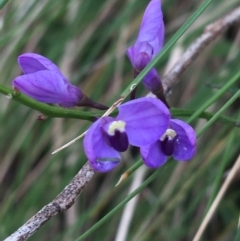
left=0, top=0, right=9, bottom=9
left=0, top=84, right=98, bottom=121
left=1, top=83, right=238, bottom=126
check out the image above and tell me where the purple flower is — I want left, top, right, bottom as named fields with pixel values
left=12, top=53, right=83, bottom=108
left=140, top=119, right=196, bottom=168
left=83, top=97, right=170, bottom=172
left=126, top=0, right=164, bottom=92
left=13, top=53, right=108, bottom=109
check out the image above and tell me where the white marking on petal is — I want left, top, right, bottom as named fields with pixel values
left=160, top=128, right=177, bottom=141
left=108, top=121, right=126, bottom=135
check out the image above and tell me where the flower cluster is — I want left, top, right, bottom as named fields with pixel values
left=84, top=97, right=170, bottom=172
left=84, top=0, right=196, bottom=172
left=84, top=97, right=196, bottom=172
left=12, top=0, right=197, bottom=173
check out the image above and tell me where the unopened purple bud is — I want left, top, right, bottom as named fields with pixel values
left=12, top=53, right=108, bottom=110
left=126, top=0, right=167, bottom=104
left=126, top=0, right=164, bottom=70
left=12, top=53, right=83, bottom=107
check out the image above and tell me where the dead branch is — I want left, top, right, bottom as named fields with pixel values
left=162, top=6, right=240, bottom=95
left=4, top=163, right=94, bottom=241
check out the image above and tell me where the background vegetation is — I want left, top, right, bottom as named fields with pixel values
left=0, top=0, right=239, bottom=240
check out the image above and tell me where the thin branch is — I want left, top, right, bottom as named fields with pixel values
left=4, top=5, right=240, bottom=241
left=162, top=6, right=240, bottom=95
left=4, top=163, right=94, bottom=241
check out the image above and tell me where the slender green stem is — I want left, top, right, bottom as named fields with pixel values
left=75, top=162, right=175, bottom=241
left=0, top=0, right=9, bottom=9
left=0, top=84, right=98, bottom=121
left=233, top=226, right=240, bottom=241
left=204, top=132, right=235, bottom=214
left=1, top=84, right=238, bottom=126
left=171, top=108, right=240, bottom=127
left=197, top=89, right=240, bottom=137
left=187, top=71, right=240, bottom=124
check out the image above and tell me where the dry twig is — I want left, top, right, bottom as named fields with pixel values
left=4, top=163, right=94, bottom=241
left=162, top=6, right=240, bottom=95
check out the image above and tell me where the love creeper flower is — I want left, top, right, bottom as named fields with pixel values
left=140, top=119, right=196, bottom=168
left=13, top=53, right=107, bottom=109
left=126, top=0, right=164, bottom=93
left=83, top=97, right=170, bottom=172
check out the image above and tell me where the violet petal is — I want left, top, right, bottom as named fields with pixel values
left=134, top=42, right=153, bottom=70
left=136, top=0, right=164, bottom=57
left=13, top=70, right=82, bottom=107
left=18, top=53, right=68, bottom=83
left=171, top=119, right=196, bottom=161
left=160, top=136, right=175, bottom=156
left=59, top=85, right=83, bottom=107
left=117, top=97, right=170, bottom=147
left=140, top=141, right=168, bottom=168
left=84, top=117, right=121, bottom=172
left=102, top=120, right=129, bottom=152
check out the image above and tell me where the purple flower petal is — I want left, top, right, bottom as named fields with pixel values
left=140, top=141, right=168, bottom=168
left=171, top=119, right=196, bottom=161
left=18, top=53, right=68, bottom=83
left=84, top=117, right=121, bottom=172
left=13, top=70, right=82, bottom=107
left=136, top=0, right=164, bottom=57
left=117, top=97, right=170, bottom=147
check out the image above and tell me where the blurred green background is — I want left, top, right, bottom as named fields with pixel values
left=0, top=0, right=240, bottom=240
